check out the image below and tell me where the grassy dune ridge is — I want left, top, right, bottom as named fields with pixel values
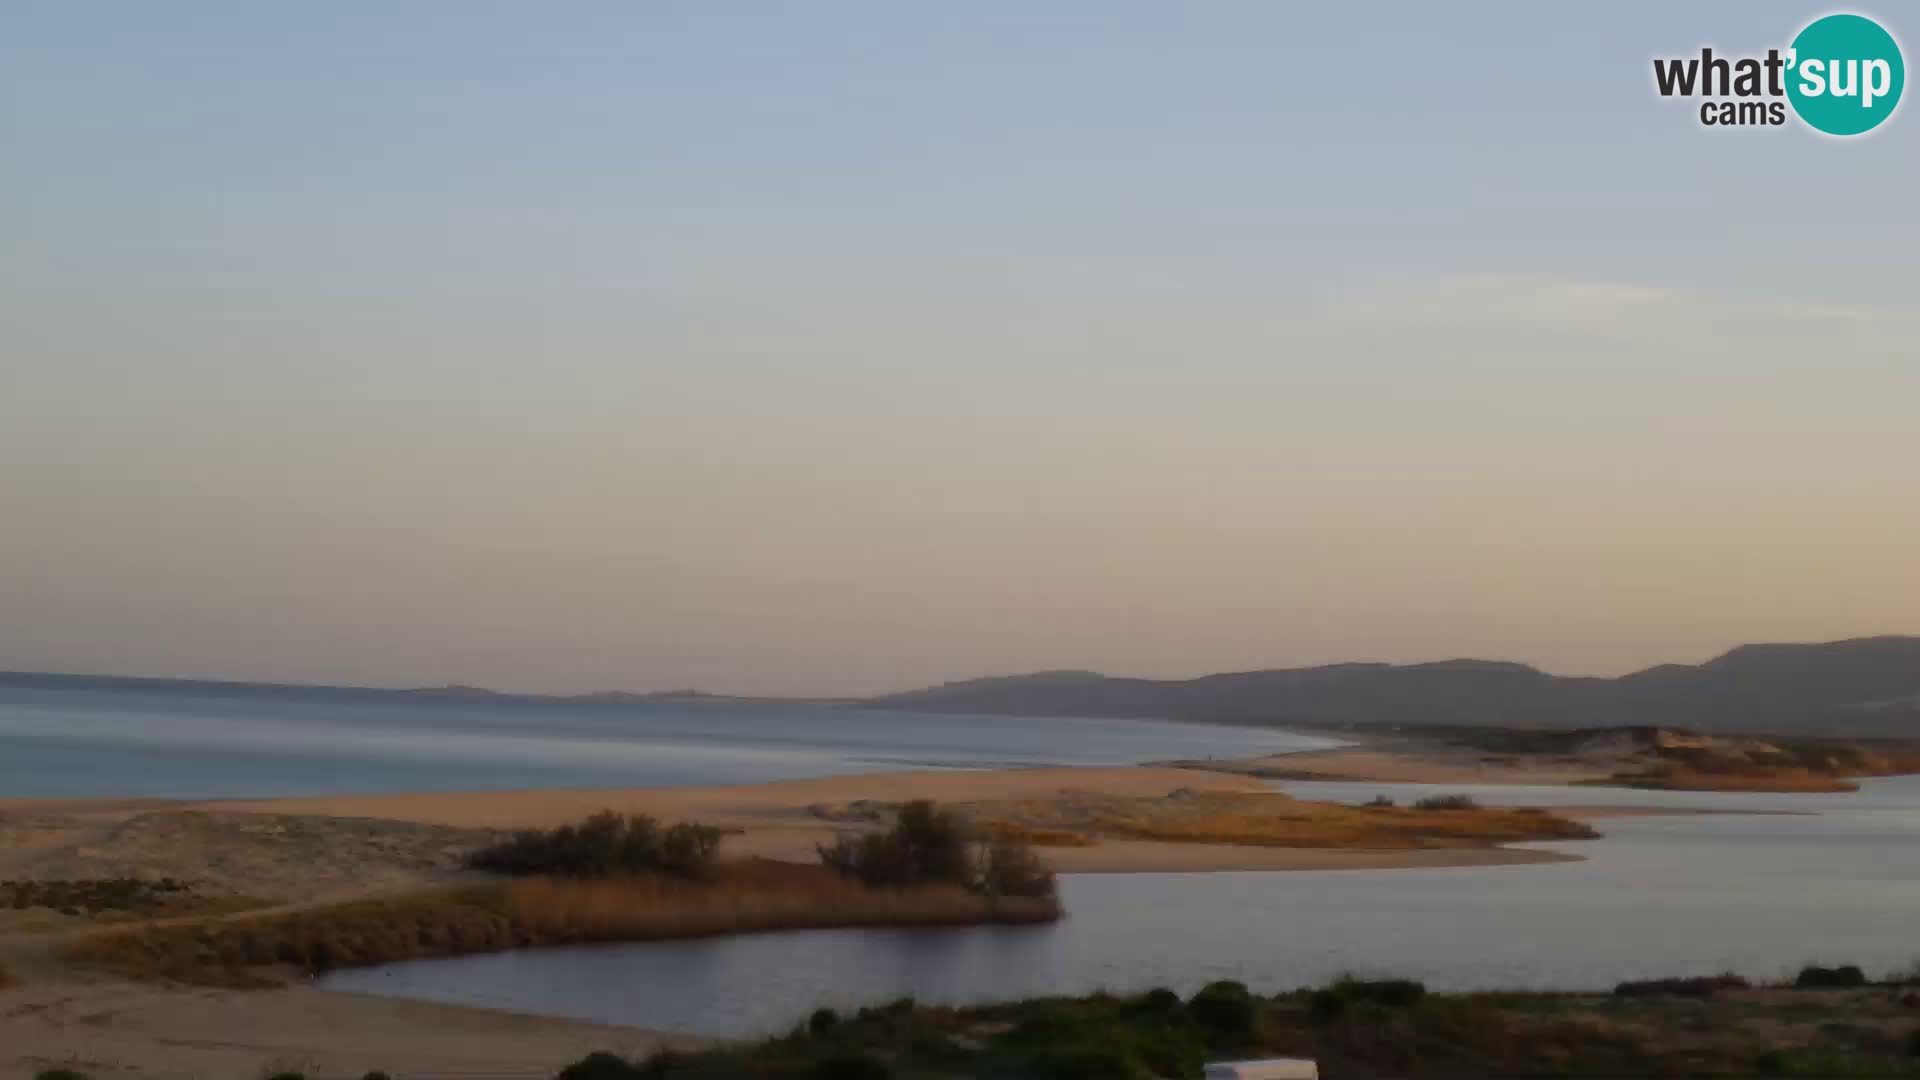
left=62, top=861, right=1060, bottom=987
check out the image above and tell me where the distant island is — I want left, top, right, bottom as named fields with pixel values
left=3, top=634, right=1917, bottom=739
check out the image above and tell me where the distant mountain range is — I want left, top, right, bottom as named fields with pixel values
left=4, top=635, right=1916, bottom=739
left=864, top=636, right=1920, bottom=739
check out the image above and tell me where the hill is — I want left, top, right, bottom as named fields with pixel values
left=867, top=636, right=1920, bottom=738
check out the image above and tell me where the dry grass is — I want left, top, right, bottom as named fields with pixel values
left=61, top=861, right=1060, bottom=987
left=974, top=820, right=1100, bottom=847
left=961, top=789, right=1597, bottom=850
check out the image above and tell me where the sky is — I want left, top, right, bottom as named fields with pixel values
left=3, top=3, right=1917, bottom=696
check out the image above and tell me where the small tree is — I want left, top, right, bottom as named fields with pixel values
left=818, top=799, right=1054, bottom=899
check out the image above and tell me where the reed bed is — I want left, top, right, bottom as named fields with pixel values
left=62, top=861, right=1059, bottom=987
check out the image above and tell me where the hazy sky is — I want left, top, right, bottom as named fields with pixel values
left=4, top=4, right=1916, bottom=695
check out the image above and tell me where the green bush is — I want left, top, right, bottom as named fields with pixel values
left=818, top=800, right=1055, bottom=899
left=1025, top=1044, right=1155, bottom=1080
left=978, top=840, right=1055, bottom=899
left=812, top=1052, right=893, bottom=1080
left=1188, top=980, right=1256, bottom=1041
left=1794, top=964, right=1867, bottom=989
left=557, top=1051, right=650, bottom=1079
left=1137, top=987, right=1184, bottom=1014
left=1336, top=977, right=1427, bottom=1008
left=1615, top=974, right=1749, bottom=997
left=1308, top=988, right=1347, bottom=1024
left=468, top=812, right=723, bottom=878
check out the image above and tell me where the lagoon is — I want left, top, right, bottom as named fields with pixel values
left=323, top=776, right=1920, bottom=1037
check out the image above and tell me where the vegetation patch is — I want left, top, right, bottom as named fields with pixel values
left=1794, top=964, right=1869, bottom=989
left=63, top=811, right=1059, bottom=987
left=1, top=877, right=267, bottom=921
left=1614, top=973, right=1750, bottom=997
left=1410, top=794, right=1480, bottom=811
left=543, top=971, right=1920, bottom=1079
left=818, top=800, right=1057, bottom=899
left=959, top=789, right=1595, bottom=851
left=466, top=811, right=726, bottom=878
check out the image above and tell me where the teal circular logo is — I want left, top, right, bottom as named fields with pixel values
left=1787, top=14, right=1905, bottom=135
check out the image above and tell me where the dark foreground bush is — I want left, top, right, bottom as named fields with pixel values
left=1309, top=977, right=1429, bottom=1022
left=1794, top=964, right=1868, bottom=989
left=1025, top=1044, right=1154, bottom=1080
left=1188, top=980, right=1256, bottom=1041
left=1615, top=973, right=1750, bottom=997
left=556, top=1052, right=648, bottom=1080
left=818, top=800, right=1055, bottom=899
left=811, top=1052, right=893, bottom=1080
left=468, top=811, right=724, bottom=878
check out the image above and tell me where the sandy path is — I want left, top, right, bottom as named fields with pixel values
left=0, top=975, right=701, bottom=1080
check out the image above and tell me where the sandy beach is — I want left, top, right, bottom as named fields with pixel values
left=0, top=971, right=702, bottom=1079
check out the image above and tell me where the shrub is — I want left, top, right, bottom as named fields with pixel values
left=809, top=1006, right=840, bottom=1035
left=557, top=1051, right=649, bottom=1079
left=1412, top=794, right=1481, bottom=811
left=361, top=1074, right=394, bottom=1080
left=1335, top=977, right=1427, bottom=1008
left=1614, top=974, right=1750, bottom=997
left=1364, top=795, right=1396, bottom=808
left=1794, top=964, right=1868, bottom=989
left=34, top=1071, right=92, bottom=1080
left=978, top=841, right=1054, bottom=899
left=1025, top=1044, right=1154, bottom=1080
left=812, top=1052, right=893, bottom=1080
left=819, top=800, right=1055, bottom=899
left=1188, top=980, right=1256, bottom=1041
left=1140, top=989, right=1175, bottom=1009
left=1907, top=1029, right=1920, bottom=1058
left=1307, top=988, right=1346, bottom=1024
left=467, top=812, right=724, bottom=879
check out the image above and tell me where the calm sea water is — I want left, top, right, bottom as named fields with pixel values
left=0, top=682, right=1330, bottom=798
left=323, top=777, right=1920, bottom=1037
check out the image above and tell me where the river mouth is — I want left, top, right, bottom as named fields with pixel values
left=319, top=775, right=1920, bottom=1038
